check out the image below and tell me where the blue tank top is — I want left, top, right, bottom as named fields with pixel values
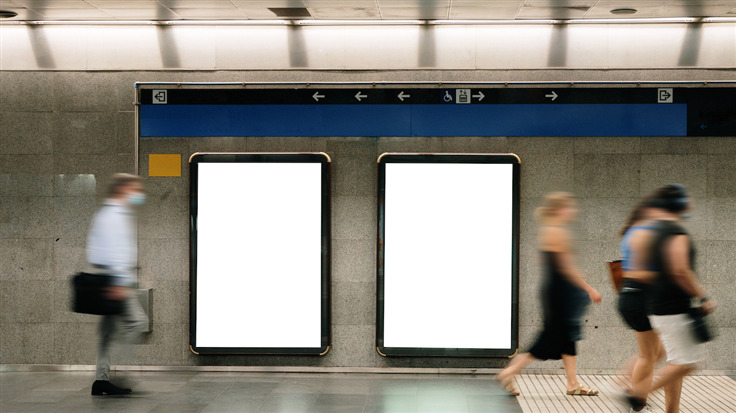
left=620, top=225, right=658, bottom=271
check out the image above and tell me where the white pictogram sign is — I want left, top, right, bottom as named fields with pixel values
left=658, top=88, right=674, bottom=103
left=456, top=89, right=471, bottom=104
left=152, top=90, right=167, bottom=104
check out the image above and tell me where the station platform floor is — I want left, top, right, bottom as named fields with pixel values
left=0, top=370, right=734, bottom=412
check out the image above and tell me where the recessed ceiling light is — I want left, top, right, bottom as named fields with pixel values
left=0, top=10, right=19, bottom=18
left=610, top=8, right=638, bottom=15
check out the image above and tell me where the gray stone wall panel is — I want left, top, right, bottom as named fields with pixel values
left=0, top=70, right=734, bottom=372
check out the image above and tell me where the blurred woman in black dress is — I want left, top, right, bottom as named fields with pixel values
left=496, top=192, right=602, bottom=396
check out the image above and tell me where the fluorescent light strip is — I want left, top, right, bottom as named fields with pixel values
left=27, top=20, right=156, bottom=25
left=567, top=17, right=695, bottom=24
left=703, top=17, right=736, bottom=23
left=23, top=19, right=291, bottom=26
left=11, top=17, right=736, bottom=26
left=164, top=20, right=290, bottom=25
left=431, top=19, right=558, bottom=25
left=297, top=19, right=424, bottom=25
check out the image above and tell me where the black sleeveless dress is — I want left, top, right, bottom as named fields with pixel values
left=529, top=251, right=591, bottom=360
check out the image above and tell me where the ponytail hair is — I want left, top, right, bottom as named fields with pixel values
left=620, top=196, right=653, bottom=237
left=535, top=192, right=574, bottom=224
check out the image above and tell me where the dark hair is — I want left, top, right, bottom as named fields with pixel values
left=646, top=184, right=689, bottom=213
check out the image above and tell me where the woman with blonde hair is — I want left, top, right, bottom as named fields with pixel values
left=496, top=192, right=602, bottom=396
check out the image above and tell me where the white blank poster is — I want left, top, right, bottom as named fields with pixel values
left=383, top=162, right=513, bottom=349
left=195, top=162, right=322, bottom=349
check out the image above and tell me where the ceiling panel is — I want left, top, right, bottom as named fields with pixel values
left=380, top=7, right=449, bottom=19
left=233, top=8, right=284, bottom=19
left=2, top=0, right=736, bottom=21
left=309, top=7, right=381, bottom=19
left=0, top=5, right=33, bottom=19
left=29, top=8, right=113, bottom=18
left=451, top=0, right=521, bottom=4
left=377, top=0, right=450, bottom=4
left=9, top=0, right=98, bottom=8
left=243, top=0, right=306, bottom=5
left=305, top=0, right=375, bottom=6
left=517, top=5, right=591, bottom=19
left=590, top=0, right=670, bottom=10
left=586, top=2, right=667, bottom=18
left=585, top=8, right=664, bottom=18
left=449, top=7, right=521, bottom=20
left=86, top=1, right=162, bottom=8
left=522, top=0, right=598, bottom=6
left=171, top=8, right=247, bottom=18
left=158, top=1, right=237, bottom=8
left=97, top=8, right=168, bottom=19
left=657, top=5, right=736, bottom=15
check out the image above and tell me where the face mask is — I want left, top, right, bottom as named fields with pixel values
left=128, top=193, right=146, bottom=206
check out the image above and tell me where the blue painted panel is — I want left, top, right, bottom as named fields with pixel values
left=140, top=104, right=686, bottom=137
left=410, top=104, right=687, bottom=137
left=141, top=105, right=411, bottom=137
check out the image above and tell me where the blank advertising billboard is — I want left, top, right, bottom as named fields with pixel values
left=189, top=153, right=331, bottom=355
left=377, top=153, right=520, bottom=357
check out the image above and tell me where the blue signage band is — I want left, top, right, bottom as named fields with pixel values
left=141, top=104, right=687, bottom=138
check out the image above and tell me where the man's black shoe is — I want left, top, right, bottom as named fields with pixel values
left=627, top=395, right=646, bottom=411
left=91, top=380, right=132, bottom=396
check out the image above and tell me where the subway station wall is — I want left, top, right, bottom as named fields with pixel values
left=1, top=39, right=736, bottom=371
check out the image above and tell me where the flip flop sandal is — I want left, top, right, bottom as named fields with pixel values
left=494, top=376, right=521, bottom=396
left=566, top=385, right=599, bottom=396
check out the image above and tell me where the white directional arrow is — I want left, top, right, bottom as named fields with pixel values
left=472, top=91, right=485, bottom=102
left=355, top=91, right=367, bottom=101
left=546, top=91, right=558, bottom=101
left=312, top=92, right=325, bottom=102
left=398, top=91, right=410, bottom=101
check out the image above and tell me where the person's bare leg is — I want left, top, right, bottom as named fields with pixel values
left=650, top=363, right=694, bottom=394
left=562, top=354, right=598, bottom=395
left=562, top=354, right=580, bottom=391
left=496, top=353, right=538, bottom=395
left=498, top=353, right=537, bottom=382
left=630, top=331, right=660, bottom=406
left=663, top=376, right=683, bottom=413
left=619, top=354, right=638, bottom=384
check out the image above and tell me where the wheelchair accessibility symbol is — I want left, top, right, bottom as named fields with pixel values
left=442, top=90, right=453, bottom=103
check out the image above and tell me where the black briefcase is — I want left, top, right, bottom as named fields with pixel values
left=71, top=272, right=125, bottom=315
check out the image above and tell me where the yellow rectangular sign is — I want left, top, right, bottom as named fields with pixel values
left=149, top=154, right=181, bottom=177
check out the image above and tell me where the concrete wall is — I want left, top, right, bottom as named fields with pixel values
left=1, top=22, right=735, bottom=372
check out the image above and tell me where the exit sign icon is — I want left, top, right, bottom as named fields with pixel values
left=658, top=88, right=673, bottom=103
left=152, top=90, right=168, bottom=104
